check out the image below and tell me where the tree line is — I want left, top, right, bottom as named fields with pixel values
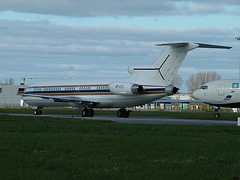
left=0, top=78, right=15, bottom=85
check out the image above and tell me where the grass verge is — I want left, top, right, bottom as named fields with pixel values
left=0, top=115, right=240, bottom=179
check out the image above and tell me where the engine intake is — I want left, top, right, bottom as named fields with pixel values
left=165, top=84, right=179, bottom=96
left=109, top=81, right=144, bottom=95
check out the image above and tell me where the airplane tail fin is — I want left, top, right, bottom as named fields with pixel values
left=128, top=42, right=231, bottom=85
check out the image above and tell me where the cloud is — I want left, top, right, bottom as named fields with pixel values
left=0, top=0, right=238, bottom=17
left=0, top=19, right=238, bottom=92
left=1, top=0, right=239, bottom=91
left=175, top=3, right=224, bottom=15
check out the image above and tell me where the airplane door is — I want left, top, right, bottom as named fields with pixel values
left=218, top=84, right=225, bottom=96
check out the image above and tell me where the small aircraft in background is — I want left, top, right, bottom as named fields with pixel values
left=18, top=42, right=231, bottom=118
left=193, top=79, right=240, bottom=118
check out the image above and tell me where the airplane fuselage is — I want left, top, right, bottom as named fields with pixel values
left=23, top=77, right=168, bottom=109
left=193, top=79, right=240, bottom=108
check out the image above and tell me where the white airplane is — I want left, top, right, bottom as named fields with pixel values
left=18, top=42, right=231, bottom=118
left=193, top=79, right=240, bottom=118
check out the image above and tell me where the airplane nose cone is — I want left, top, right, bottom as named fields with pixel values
left=193, top=90, right=201, bottom=100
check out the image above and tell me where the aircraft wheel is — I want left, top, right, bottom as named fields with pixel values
left=117, top=109, right=124, bottom=117
left=214, top=113, right=220, bottom=118
left=34, top=109, right=42, bottom=115
left=88, top=109, right=94, bottom=117
left=34, top=109, right=38, bottom=115
left=117, top=108, right=129, bottom=118
left=38, top=110, right=42, bottom=115
left=117, top=109, right=122, bottom=117
left=124, top=110, right=129, bottom=118
left=82, top=108, right=89, bottom=117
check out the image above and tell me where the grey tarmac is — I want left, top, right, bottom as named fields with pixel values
left=1, top=113, right=237, bottom=126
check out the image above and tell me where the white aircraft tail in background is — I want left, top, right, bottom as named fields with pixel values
left=18, top=42, right=231, bottom=118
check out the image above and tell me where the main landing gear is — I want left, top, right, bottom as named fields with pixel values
left=32, top=107, right=130, bottom=118
left=117, top=108, right=130, bottom=118
left=81, top=108, right=130, bottom=118
left=82, top=108, right=130, bottom=118
left=34, top=107, right=42, bottom=115
left=81, top=108, right=94, bottom=117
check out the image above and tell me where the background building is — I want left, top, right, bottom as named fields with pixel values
left=0, top=84, right=27, bottom=107
left=133, top=93, right=205, bottom=111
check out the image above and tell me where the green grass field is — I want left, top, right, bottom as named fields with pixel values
left=1, top=114, right=240, bottom=179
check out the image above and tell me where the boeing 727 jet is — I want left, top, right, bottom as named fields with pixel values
left=18, top=42, right=231, bottom=117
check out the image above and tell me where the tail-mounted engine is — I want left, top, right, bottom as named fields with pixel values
left=165, top=84, right=179, bottom=96
left=109, top=81, right=144, bottom=95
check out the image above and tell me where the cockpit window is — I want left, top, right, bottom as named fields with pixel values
left=200, top=85, right=208, bottom=90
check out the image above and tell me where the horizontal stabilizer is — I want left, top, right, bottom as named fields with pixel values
left=196, top=43, right=232, bottom=49
left=155, top=42, right=232, bottom=49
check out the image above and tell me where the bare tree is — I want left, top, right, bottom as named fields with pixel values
left=186, top=71, right=221, bottom=94
left=9, top=78, right=15, bottom=85
left=4, top=78, right=15, bottom=85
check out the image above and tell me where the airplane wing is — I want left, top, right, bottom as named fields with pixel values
left=23, top=94, right=99, bottom=105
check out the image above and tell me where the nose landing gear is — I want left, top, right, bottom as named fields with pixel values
left=214, top=107, right=220, bottom=118
left=214, top=112, right=220, bottom=118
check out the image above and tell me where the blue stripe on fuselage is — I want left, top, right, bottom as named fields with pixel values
left=25, top=89, right=110, bottom=94
left=24, top=87, right=166, bottom=95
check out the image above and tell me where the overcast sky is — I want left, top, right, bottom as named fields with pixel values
left=0, top=0, right=239, bottom=92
